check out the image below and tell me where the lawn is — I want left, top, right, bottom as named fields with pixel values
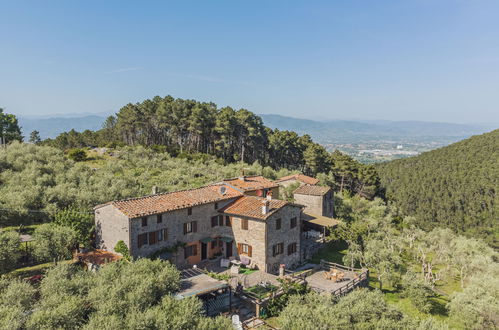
left=8, top=260, right=73, bottom=278
left=310, top=240, right=349, bottom=265
left=311, top=239, right=462, bottom=327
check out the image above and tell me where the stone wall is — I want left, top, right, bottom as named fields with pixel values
left=265, top=205, right=302, bottom=273
left=94, top=204, right=131, bottom=253
left=128, top=198, right=238, bottom=267
left=229, top=215, right=267, bottom=270
left=294, top=191, right=334, bottom=217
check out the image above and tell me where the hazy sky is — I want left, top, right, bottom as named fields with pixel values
left=1, top=0, right=498, bottom=123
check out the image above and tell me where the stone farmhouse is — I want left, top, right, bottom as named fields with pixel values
left=94, top=174, right=336, bottom=274
left=95, top=176, right=303, bottom=273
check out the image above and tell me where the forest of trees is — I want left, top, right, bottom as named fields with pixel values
left=40, top=95, right=379, bottom=194
left=376, top=130, right=498, bottom=247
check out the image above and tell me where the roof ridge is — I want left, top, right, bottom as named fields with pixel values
left=112, top=183, right=227, bottom=204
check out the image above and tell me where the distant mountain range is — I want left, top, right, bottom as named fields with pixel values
left=18, top=113, right=496, bottom=142
left=259, top=114, right=496, bottom=143
left=18, top=115, right=107, bottom=139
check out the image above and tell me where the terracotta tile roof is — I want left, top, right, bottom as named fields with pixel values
left=294, top=184, right=331, bottom=196
left=110, top=184, right=242, bottom=218
left=223, top=175, right=279, bottom=192
left=220, top=196, right=295, bottom=220
left=275, top=173, right=319, bottom=185
left=75, top=249, right=122, bottom=265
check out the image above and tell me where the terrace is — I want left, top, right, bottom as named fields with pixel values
left=290, top=260, right=369, bottom=296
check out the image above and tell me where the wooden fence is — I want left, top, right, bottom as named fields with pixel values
left=320, top=260, right=369, bottom=297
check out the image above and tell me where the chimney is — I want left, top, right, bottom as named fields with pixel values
left=266, top=190, right=272, bottom=200
left=152, top=186, right=158, bottom=195
left=239, top=169, right=246, bottom=181
left=262, top=200, right=270, bottom=215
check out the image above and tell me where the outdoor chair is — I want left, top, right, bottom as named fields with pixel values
left=220, top=258, right=230, bottom=268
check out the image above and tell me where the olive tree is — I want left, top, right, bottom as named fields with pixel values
left=448, top=270, right=499, bottom=329
left=0, top=231, right=21, bottom=273
left=32, top=224, right=77, bottom=262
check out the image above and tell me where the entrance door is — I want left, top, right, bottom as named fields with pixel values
left=226, top=241, right=233, bottom=258
left=201, top=243, right=207, bottom=260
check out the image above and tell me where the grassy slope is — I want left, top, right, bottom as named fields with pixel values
left=312, top=241, right=463, bottom=327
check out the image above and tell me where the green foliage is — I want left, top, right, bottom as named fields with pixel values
left=32, top=223, right=77, bottom=262
left=29, top=130, right=41, bottom=144
left=0, top=259, right=230, bottom=329
left=0, top=108, right=23, bottom=143
left=0, top=231, right=21, bottom=274
left=266, top=278, right=309, bottom=317
left=447, top=268, right=499, bottom=329
left=54, top=207, right=94, bottom=247
left=278, top=289, right=442, bottom=330
left=114, top=240, right=130, bottom=260
left=0, top=277, right=36, bottom=329
left=0, top=142, right=295, bottom=226
left=377, top=129, right=499, bottom=246
left=401, top=272, right=434, bottom=313
left=67, top=148, right=87, bottom=161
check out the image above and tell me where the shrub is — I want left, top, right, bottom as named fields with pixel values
left=67, top=148, right=87, bottom=161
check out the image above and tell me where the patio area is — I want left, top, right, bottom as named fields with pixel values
left=293, top=260, right=369, bottom=296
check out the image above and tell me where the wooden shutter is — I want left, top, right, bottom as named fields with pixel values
left=248, top=245, right=252, bottom=257
left=218, top=215, right=224, bottom=226
left=211, top=216, right=217, bottom=227
left=163, top=229, right=168, bottom=240
left=192, top=244, right=197, bottom=256
left=237, top=243, right=242, bottom=254
left=192, top=221, right=197, bottom=233
left=183, top=223, right=187, bottom=235
left=149, top=231, right=156, bottom=245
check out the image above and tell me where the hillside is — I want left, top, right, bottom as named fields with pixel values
left=376, top=129, right=499, bottom=246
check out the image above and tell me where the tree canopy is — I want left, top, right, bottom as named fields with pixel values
left=0, top=108, right=22, bottom=144
left=0, top=259, right=231, bottom=329
left=376, top=129, right=499, bottom=247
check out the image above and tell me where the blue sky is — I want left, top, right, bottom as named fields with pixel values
left=1, top=0, right=498, bottom=123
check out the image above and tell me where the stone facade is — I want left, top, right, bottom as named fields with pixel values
left=294, top=190, right=334, bottom=217
left=264, top=205, right=302, bottom=272
left=95, top=195, right=302, bottom=273
left=95, top=204, right=131, bottom=252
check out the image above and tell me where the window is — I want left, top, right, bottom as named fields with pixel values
left=276, top=218, right=281, bottom=230
left=184, top=244, right=197, bottom=258
left=149, top=231, right=157, bottom=245
left=238, top=243, right=252, bottom=257
left=262, top=189, right=268, bottom=198
left=225, top=216, right=231, bottom=227
left=218, top=215, right=224, bottom=226
left=183, top=221, right=197, bottom=234
left=211, top=240, right=217, bottom=249
left=272, top=242, right=284, bottom=257
left=288, top=243, right=297, bottom=255
left=141, top=217, right=147, bottom=227
left=137, top=233, right=148, bottom=248
left=158, top=229, right=167, bottom=242
left=241, top=219, right=248, bottom=230
left=211, top=216, right=218, bottom=228
left=214, top=202, right=218, bottom=209
left=157, top=214, right=162, bottom=223
left=187, top=208, right=192, bottom=216
left=290, top=217, right=297, bottom=229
